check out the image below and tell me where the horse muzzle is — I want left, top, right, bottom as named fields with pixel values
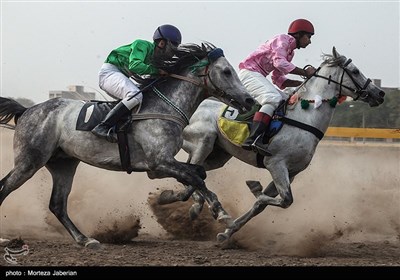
left=367, top=90, right=385, bottom=107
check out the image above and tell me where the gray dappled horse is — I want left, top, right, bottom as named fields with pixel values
left=181, top=47, right=385, bottom=242
left=0, top=43, right=254, bottom=247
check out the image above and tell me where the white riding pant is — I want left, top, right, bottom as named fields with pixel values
left=99, top=63, right=142, bottom=110
left=239, top=69, right=282, bottom=116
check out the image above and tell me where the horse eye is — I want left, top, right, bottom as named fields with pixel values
left=223, top=68, right=232, bottom=76
left=352, top=69, right=360, bottom=75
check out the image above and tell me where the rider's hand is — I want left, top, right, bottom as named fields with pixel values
left=304, top=66, right=316, bottom=78
left=159, top=69, right=169, bottom=77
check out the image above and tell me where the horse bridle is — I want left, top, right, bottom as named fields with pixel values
left=146, top=49, right=230, bottom=128
left=312, top=58, right=372, bottom=101
left=197, top=65, right=228, bottom=98
left=169, top=48, right=228, bottom=99
left=168, top=66, right=226, bottom=98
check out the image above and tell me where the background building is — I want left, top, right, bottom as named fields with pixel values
left=49, top=85, right=96, bottom=100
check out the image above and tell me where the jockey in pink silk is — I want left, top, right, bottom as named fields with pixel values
left=239, top=19, right=317, bottom=155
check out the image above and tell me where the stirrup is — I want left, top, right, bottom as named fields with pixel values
left=106, top=127, right=118, bottom=143
left=252, top=143, right=272, bottom=157
left=241, top=142, right=253, bottom=151
left=251, top=135, right=272, bottom=156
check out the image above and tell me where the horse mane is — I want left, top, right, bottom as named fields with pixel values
left=131, top=42, right=216, bottom=86
left=321, top=52, right=347, bottom=67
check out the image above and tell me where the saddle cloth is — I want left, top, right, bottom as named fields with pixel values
left=76, top=101, right=118, bottom=131
left=217, top=103, right=285, bottom=146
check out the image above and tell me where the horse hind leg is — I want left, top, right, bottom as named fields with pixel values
left=46, top=158, right=99, bottom=248
left=0, top=163, right=43, bottom=206
left=1, top=138, right=58, bottom=206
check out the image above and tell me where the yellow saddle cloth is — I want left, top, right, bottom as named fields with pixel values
left=217, top=104, right=259, bottom=146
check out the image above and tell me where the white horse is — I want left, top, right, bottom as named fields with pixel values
left=181, top=47, right=385, bottom=242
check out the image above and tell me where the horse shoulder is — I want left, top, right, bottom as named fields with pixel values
left=182, top=100, right=222, bottom=155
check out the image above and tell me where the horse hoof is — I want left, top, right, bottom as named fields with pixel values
left=216, top=232, right=229, bottom=243
left=85, top=239, right=101, bottom=249
left=157, top=190, right=175, bottom=205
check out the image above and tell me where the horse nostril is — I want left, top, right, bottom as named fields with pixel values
left=379, top=91, right=385, bottom=97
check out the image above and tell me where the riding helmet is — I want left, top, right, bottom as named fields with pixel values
left=288, top=19, right=314, bottom=35
left=153, top=24, right=182, bottom=46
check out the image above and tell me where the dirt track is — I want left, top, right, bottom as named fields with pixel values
left=1, top=192, right=399, bottom=268
left=1, top=235, right=400, bottom=267
left=1, top=128, right=399, bottom=268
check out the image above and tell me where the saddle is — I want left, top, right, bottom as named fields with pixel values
left=218, top=101, right=287, bottom=147
left=218, top=98, right=325, bottom=167
left=76, top=100, right=134, bottom=174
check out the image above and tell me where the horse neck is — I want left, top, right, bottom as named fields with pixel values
left=156, top=73, right=205, bottom=119
left=290, top=66, right=343, bottom=132
left=300, top=66, right=342, bottom=101
left=176, top=76, right=205, bottom=116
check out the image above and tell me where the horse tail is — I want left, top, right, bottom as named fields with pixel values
left=0, top=97, right=28, bottom=127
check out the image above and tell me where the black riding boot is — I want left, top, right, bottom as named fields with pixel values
left=242, top=112, right=272, bottom=156
left=91, top=101, right=131, bottom=143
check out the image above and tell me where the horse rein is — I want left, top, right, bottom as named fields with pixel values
left=168, top=48, right=228, bottom=99
left=168, top=65, right=227, bottom=99
left=145, top=55, right=227, bottom=128
left=280, top=58, right=372, bottom=142
left=125, top=49, right=234, bottom=129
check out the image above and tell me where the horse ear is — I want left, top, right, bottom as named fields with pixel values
left=332, top=46, right=340, bottom=58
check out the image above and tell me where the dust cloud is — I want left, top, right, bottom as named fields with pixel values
left=1, top=127, right=399, bottom=257
left=0, top=128, right=167, bottom=241
left=150, top=143, right=400, bottom=256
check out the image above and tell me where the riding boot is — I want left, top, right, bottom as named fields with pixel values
left=242, top=112, right=272, bottom=156
left=91, top=97, right=140, bottom=143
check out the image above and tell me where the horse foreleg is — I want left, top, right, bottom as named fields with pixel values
left=217, top=197, right=269, bottom=243
left=246, top=180, right=263, bottom=198
left=158, top=184, right=230, bottom=223
left=217, top=175, right=290, bottom=242
left=153, top=161, right=206, bottom=204
left=157, top=182, right=206, bottom=220
left=188, top=148, right=233, bottom=224
left=153, top=161, right=231, bottom=224
left=187, top=187, right=231, bottom=224
left=158, top=184, right=197, bottom=205
left=46, top=158, right=99, bottom=249
left=182, top=185, right=232, bottom=223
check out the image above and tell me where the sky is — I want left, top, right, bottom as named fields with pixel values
left=1, top=0, right=399, bottom=103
